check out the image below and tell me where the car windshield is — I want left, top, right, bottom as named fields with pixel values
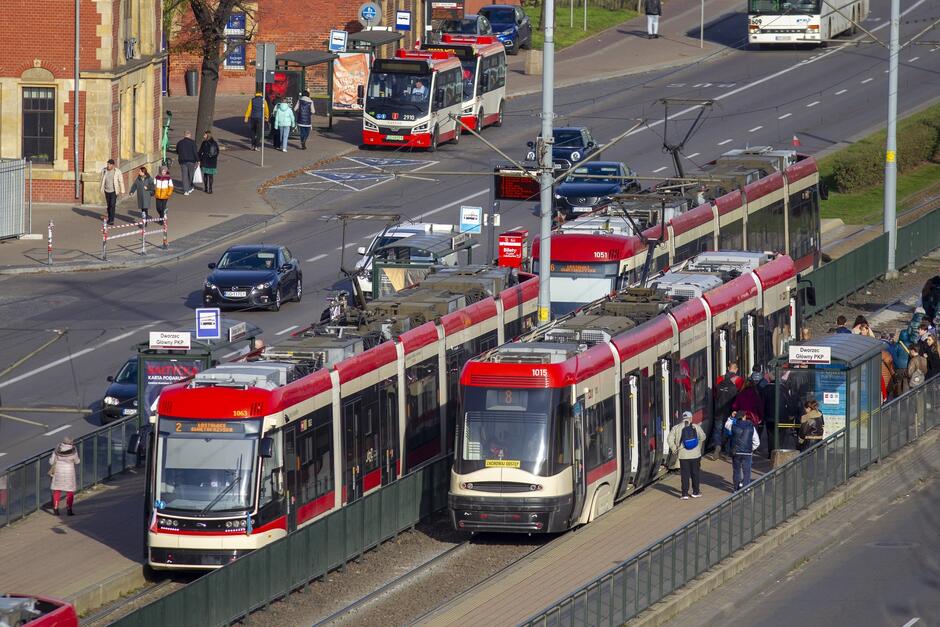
left=114, top=359, right=138, bottom=384
left=748, top=0, right=820, bottom=14
left=155, top=418, right=259, bottom=513
left=566, top=164, right=621, bottom=184
left=481, top=8, right=515, bottom=24
left=442, top=18, right=479, bottom=33
left=217, top=249, right=277, bottom=271
left=554, top=130, right=585, bottom=148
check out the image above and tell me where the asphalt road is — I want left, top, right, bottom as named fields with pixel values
left=1, top=0, right=939, bottom=467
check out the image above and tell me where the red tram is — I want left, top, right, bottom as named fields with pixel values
left=450, top=253, right=798, bottom=533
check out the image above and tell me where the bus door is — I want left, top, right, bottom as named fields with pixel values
left=570, top=398, right=587, bottom=526
left=379, top=379, right=399, bottom=484
left=283, top=424, right=299, bottom=531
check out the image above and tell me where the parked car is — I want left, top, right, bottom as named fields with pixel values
left=102, top=357, right=138, bottom=422
left=479, top=5, right=533, bottom=54
left=203, top=245, right=302, bottom=311
left=554, top=161, right=639, bottom=218
left=525, top=127, right=601, bottom=168
left=437, top=14, right=493, bottom=40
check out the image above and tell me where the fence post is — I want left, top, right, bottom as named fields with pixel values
left=101, top=217, right=109, bottom=260
left=140, top=217, right=146, bottom=255
left=46, top=220, right=53, bottom=265
left=162, top=213, right=168, bottom=250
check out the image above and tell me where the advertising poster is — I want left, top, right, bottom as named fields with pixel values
left=815, top=369, right=846, bottom=436
left=139, top=358, right=204, bottom=417
left=332, top=53, right=370, bottom=112
left=265, top=70, right=302, bottom=109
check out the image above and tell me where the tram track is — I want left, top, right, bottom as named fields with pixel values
left=81, top=576, right=193, bottom=626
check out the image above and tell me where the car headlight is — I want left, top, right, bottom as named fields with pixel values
left=500, top=29, right=514, bottom=35
left=255, top=282, right=271, bottom=290
left=204, top=280, right=215, bottom=290
left=363, top=120, right=378, bottom=131
left=526, top=151, right=536, bottom=161
left=554, top=193, right=562, bottom=199
left=103, top=396, right=119, bottom=406
left=571, top=151, right=581, bottom=161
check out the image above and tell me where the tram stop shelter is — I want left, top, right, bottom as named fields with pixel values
left=370, top=232, right=477, bottom=299
left=770, top=333, right=884, bottom=467
left=274, top=50, right=339, bottom=129
left=133, top=319, right=263, bottom=426
left=347, top=30, right=404, bottom=53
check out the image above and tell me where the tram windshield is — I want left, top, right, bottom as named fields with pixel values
left=155, top=417, right=260, bottom=513
left=457, top=387, right=570, bottom=476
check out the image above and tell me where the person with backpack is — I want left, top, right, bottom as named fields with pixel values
left=726, top=410, right=760, bottom=490
left=708, top=363, right=742, bottom=459
left=909, top=345, right=928, bottom=387
left=667, top=411, right=706, bottom=500
left=198, top=130, right=219, bottom=194
left=798, top=399, right=825, bottom=451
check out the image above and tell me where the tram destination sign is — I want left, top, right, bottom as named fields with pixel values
left=788, top=345, right=831, bottom=364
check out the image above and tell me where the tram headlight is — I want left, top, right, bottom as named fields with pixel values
left=529, top=484, right=543, bottom=491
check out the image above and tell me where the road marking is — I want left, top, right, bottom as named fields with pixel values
left=416, top=189, right=488, bottom=220
left=748, top=125, right=763, bottom=133
left=510, top=226, right=525, bottom=231
left=908, top=56, right=920, bottom=62
left=861, top=77, right=873, bottom=84
left=806, top=101, right=820, bottom=107
left=653, top=166, right=668, bottom=173
left=306, top=253, right=328, bottom=263
left=275, top=325, right=299, bottom=336
left=335, top=242, right=359, bottom=251
left=44, top=425, right=70, bottom=437
left=778, top=113, right=792, bottom=120
left=835, top=89, right=848, bottom=95
left=718, top=139, right=734, bottom=145
left=902, top=619, right=920, bottom=627
left=686, top=152, right=700, bottom=159
left=0, top=452, right=6, bottom=458
left=0, top=322, right=163, bottom=390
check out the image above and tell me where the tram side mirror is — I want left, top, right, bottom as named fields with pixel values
left=357, top=84, right=364, bottom=99
left=356, top=246, right=367, bottom=255
left=804, top=286, right=817, bottom=307
left=259, top=436, right=275, bottom=458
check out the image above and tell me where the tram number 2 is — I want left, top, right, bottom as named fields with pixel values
left=531, top=368, right=548, bottom=377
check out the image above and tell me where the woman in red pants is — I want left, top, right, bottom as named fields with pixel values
left=49, top=437, right=80, bottom=516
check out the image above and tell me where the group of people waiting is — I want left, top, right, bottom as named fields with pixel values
left=243, top=90, right=316, bottom=152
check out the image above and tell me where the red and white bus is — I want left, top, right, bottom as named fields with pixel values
left=361, top=49, right=464, bottom=151
left=450, top=253, right=799, bottom=533
left=133, top=267, right=539, bottom=569
left=422, top=34, right=507, bottom=132
left=533, top=147, right=822, bottom=315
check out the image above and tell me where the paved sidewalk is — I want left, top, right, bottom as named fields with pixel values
left=0, top=1, right=740, bottom=274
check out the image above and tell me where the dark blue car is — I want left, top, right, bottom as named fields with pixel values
left=479, top=5, right=533, bottom=55
left=203, top=245, right=302, bottom=312
left=526, top=127, right=600, bottom=169
left=102, top=358, right=138, bottom=422
left=554, top=161, right=638, bottom=218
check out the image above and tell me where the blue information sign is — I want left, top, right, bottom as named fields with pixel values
left=195, top=307, right=221, bottom=340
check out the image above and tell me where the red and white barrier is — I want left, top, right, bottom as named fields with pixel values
left=101, top=214, right=168, bottom=260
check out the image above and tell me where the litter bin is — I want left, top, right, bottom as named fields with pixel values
left=185, top=69, right=199, bottom=96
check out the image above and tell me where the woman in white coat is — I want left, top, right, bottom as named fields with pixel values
left=49, top=437, right=80, bottom=515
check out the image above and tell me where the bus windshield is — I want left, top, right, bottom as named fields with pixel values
left=748, top=0, right=821, bottom=14
left=155, top=417, right=260, bottom=514
left=457, top=387, right=565, bottom=476
left=366, top=71, right=432, bottom=115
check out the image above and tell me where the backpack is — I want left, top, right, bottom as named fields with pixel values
left=714, top=378, right=738, bottom=411
left=681, top=424, right=699, bottom=450
left=892, top=339, right=910, bottom=370
left=911, top=369, right=925, bottom=387
left=207, top=141, right=219, bottom=158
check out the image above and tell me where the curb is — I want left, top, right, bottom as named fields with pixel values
left=630, top=426, right=940, bottom=626
left=68, top=564, right=149, bottom=617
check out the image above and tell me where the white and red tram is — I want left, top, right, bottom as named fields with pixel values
left=450, top=254, right=798, bottom=533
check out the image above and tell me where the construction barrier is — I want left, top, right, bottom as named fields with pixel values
left=46, top=220, right=53, bottom=266
left=101, top=214, right=168, bottom=260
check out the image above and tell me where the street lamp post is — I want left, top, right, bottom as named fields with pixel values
left=883, top=0, right=899, bottom=277
left=537, top=0, right=556, bottom=324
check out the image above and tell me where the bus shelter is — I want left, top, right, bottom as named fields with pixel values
left=370, top=232, right=477, bottom=298
left=273, top=50, right=339, bottom=130
left=770, top=333, right=884, bottom=468
left=333, top=31, right=404, bottom=114
left=134, top=319, right=263, bottom=426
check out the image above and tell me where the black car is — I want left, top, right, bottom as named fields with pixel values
left=479, top=5, right=533, bottom=54
left=437, top=14, right=493, bottom=39
left=102, top=358, right=138, bottom=422
left=554, top=161, right=639, bottom=218
left=203, top=245, right=302, bottom=311
left=526, top=127, right=600, bottom=168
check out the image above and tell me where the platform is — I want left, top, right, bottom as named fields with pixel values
left=418, top=456, right=768, bottom=626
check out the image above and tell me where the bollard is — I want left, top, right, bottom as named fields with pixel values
left=140, top=217, right=146, bottom=255
left=101, top=217, right=109, bottom=260
left=162, top=213, right=168, bottom=250
left=47, top=220, right=54, bottom=265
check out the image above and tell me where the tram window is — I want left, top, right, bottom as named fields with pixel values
left=258, top=432, right=282, bottom=507
left=719, top=218, right=743, bottom=250
left=788, top=187, right=817, bottom=261
left=675, top=358, right=693, bottom=415
left=554, top=403, right=572, bottom=466
left=298, top=410, right=333, bottom=502
left=362, top=401, right=381, bottom=476
left=674, top=235, right=712, bottom=263
left=748, top=201, right=785, bottom=254
left=406, top=357, right=441, bottom=469
left=584, top=398, right=615, bottom=471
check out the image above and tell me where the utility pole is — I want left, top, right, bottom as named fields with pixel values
left=537, top=0, right=556, bottom=324
left=883, top=0, right=899, bottom=277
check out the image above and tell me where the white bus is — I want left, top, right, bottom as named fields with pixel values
left=422, top=34, right=507, bottom=133
left=361, top=50, right=463, bottom=152
left=748, top=0, right=869, bottom=47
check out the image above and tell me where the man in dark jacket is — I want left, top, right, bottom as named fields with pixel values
left=243, top=91, right=269, bottom=151
left=175, top=131, right=199, bottom=196
left=294, top=91, right=315, bottom=150
left=644, top=0, right=662, bottom=39
left=726, top=412, right=760, bottom=490
left=833, top=315, right=851, bottom=334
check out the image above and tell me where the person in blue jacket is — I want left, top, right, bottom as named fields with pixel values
left=293, top=91, right=315, bottom=150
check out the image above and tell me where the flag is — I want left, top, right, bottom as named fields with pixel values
left=792, top=135, right=801, bottom=147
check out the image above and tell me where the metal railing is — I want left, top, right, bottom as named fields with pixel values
left=0, top=158, right=30, bottom=239
left=520, top=377, right=940, bottom=626
left=0, top=415, right=137, bottom=529
left=112, top=455, right=452, bottom=627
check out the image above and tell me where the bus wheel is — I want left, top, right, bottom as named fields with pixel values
left=494, top=102, right=504, bottom=127
left=429, top=126, right=439, bottom=152
left=477, top=110, right=485, bottom=132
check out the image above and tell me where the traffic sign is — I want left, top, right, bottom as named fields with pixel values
left=228, top=321, right=249, bottom=343
left=396, top=10, right=412, bottom=31
left=358, top=1, right=382, bottom=27
left=329, top=30, right=348, bottom=53
left=195, top=307, right=221, bottom=340
left=149, top=331, right=192, bottom=351
left=460, top=205, right=482, bottom=234
left=255, top=42, right=276, bottom=85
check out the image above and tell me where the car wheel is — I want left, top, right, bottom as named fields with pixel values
left=295, top=276, right=303, bottom=302
left=509, top=39, right=520, bottom=55
left=272, top=288, right=282, bottom=312
left=429, top=126, right=439, bottom=152
left=494, top=101, right=504, bottom=127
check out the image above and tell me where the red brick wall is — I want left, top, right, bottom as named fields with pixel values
left=0, top=1, right=102, bottom=77
left=32, top=180, right=80, bottom=203
left=62, top=89, right=87, bottom=173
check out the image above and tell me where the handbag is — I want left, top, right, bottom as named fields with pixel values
left=192, top=165, right=203, bottom=185
left=48, top=457, right=56, bottom=477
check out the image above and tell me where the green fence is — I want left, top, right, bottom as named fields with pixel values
left=113, top=455, right=452, bottom=627
left=0, top=416, right=137, bottom=529
left=520, top=377, right=940, bottom=626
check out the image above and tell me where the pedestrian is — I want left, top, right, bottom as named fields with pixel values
left=99, top=159, right=125, bottom=225
left=852, top=315, right=875, bottom=337
left=726, top=410, right=759, bottom=490
left=273, top=99, right=295, bottom=152
left=129, top=166, right=155, bottom=220
left=176, top=130, right=199, bottom=196
left=644, top=0, right=662, bottom=39
left=924, top=334, right=940, bottom=378
left=832, top=315, right=851, bottom=334
left=668, top=411, right=706, bottom=500
left=732, top=373, right=764, bottom=426
left=708, top=362, right=742, bottom=459
left=800, top=327, right=812, bottom=341
left=49, top=437, right=80, bottom=516
left=294, top=90, right=315, bottom=150
left=908, top=345, right=928, bottom=387
left=243, top=90, right=269, bottom=151
left=758, top=370, right=778, bottom=458
left=153, top=165, right=173, bottom=220
left=798, top=399, right=824, bottom=451
left=880, top=344, right=896, bottom=402
left=198, top=130, right=219, bottom=194
left=922, top=269, right=940, bottom=322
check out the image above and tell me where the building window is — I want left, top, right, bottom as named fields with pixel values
left=22, top=87, right=55, bottom=164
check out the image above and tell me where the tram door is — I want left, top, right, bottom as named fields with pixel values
left=379, top=380, right=399, bottom=485
left=283, top=425, right=298, bottom=531
left=343, top=399, right=365, bottom=503
left=636, top=370, right=659, bottom=486
left=570, top=399, right=587, bottom=525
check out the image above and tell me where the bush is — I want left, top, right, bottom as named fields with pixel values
left=829, top=143, right=882, bottom=193
left=898, top=121, right=939, bottom=172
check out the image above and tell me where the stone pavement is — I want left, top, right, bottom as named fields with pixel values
left=0, top=0, right=737, bottom=274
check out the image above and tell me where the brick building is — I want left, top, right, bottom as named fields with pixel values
left=0, top=0, right=163, bottom=204
left=167, top=0, right=428, bottom=96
